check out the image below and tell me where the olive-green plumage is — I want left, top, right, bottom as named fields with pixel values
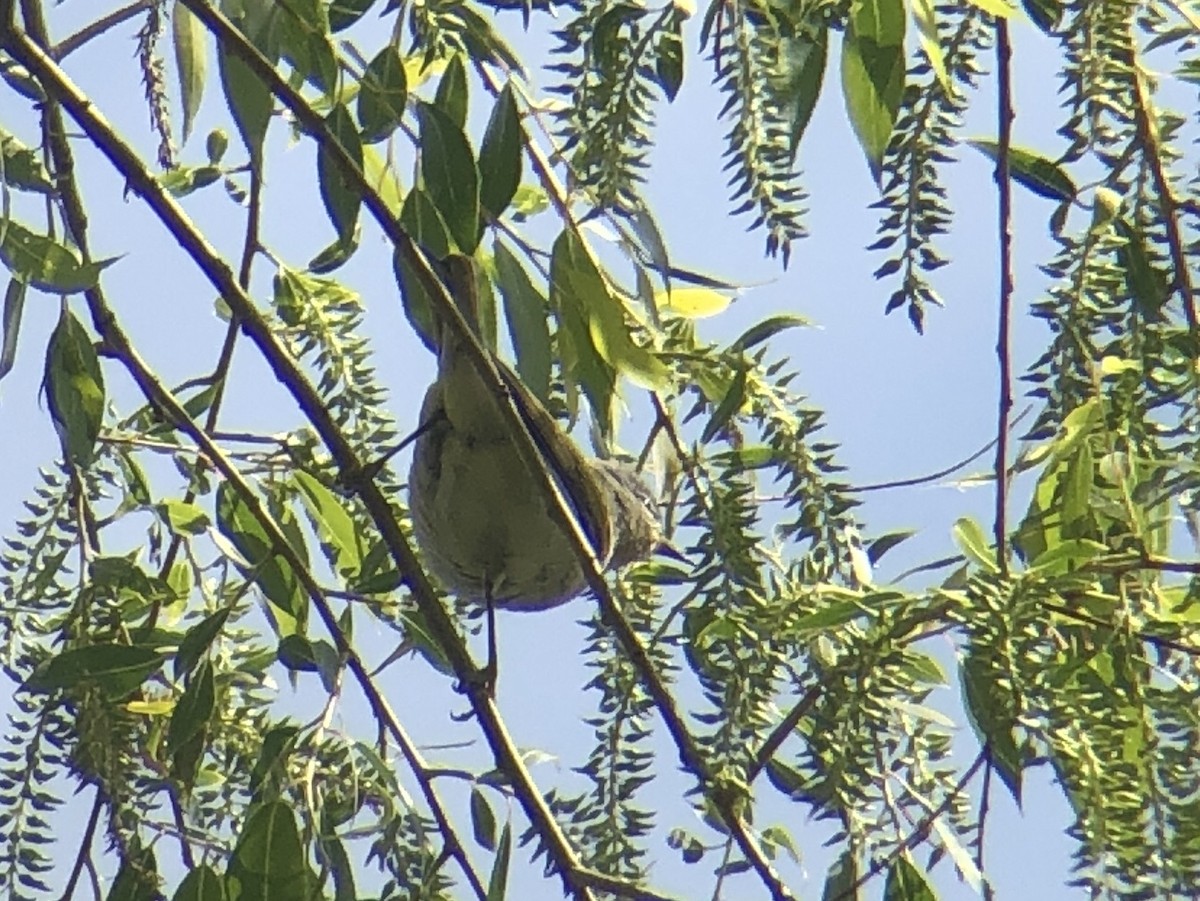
left=408, top=255, right=661, bottom=609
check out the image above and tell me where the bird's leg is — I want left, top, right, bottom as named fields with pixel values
left=454, top=581, right=500, bottom=697
left=483, top=580, right=499, bottom=695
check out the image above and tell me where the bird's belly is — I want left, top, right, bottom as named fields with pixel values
left=411, top=432, right=586, bottom=608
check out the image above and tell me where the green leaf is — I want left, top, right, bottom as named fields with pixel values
left=883, top=855, right=936, bottom=900
left=434, top=54, right=469, bottom=129
left=702, top=368, right=746, bottom=444
left=1113, top=217, right=1170, bottom=321
left=172, top=1, right=207, bottom=143
left=393, top=244, right=441, bottom=355
left=277, top=634, right=320, bottom=672
left=418, top=102, right=481, bottom=253
left=487, top=822, right=512, bottom=901
left=168, top=660, right=215, bottom=754
left=961, top=647, right=1023, bottom=804
left=952, top=517, right=999, bottom=573
left=1026, top=538, right=1109, bottom=577
left=109, top=846, right=160, bottom=901
left=553, top=229, right=668, bottom=389
left=229, top=802, right=315, bottom=897
left=329, top=0, right=376, bottom=31
left=0, top=129, right=53, bottom=193
left=493, top=239, right=552, bottom=404
left=216, top=482, right=305, bottom=632
left=171, top=864, right=227, bottom=901
left=269, top=0, right=337, bottom=96
left=867, top=529, right=916, bottom=564
left=357, top=45, right=408, bottom=143
left=910, top=0, right=950, bottom=95
left=654, top=13, right=684, bottom=101
left=1061, top=440, right=1093, bottom=533
left=841, top=0, right=906, bottom=183
left=45, top=310, right=105, bottom=468
left=456, top=4, right=526, bottom=75
left=822, top=850, right=858, bottom=901
left=218, top=25, right=273, bottom=168
left=550, top=230, right=667, bottom=430
left=470, top=788, right=497, bottom=850
left=729, top=313, right=811, bottom=353
left=0, top=277, right=26, bottom=383
left=400, top=186, right=453, bottom=263
left=967, top=140, right=1076, bottom=202
left=293, top=470, right=363, bottom=580
left=0, top=219, right=114, bottom=294
left=159, top=163, right=223, bottom=197
left=158, top=500, right=211, bottom=535
left=776, top=26, right=827, bottom=158
left=317, top=103, right=363, bottom=242
left=26, top=644, right=165, bottom=696
left=1049, top=397, right=1100, bottom=463
left=478, top=83, right=524, bottom=222
left=249, top=724, right=299, bottom=795
left=1022, top=0, right=1061, bottom=32
left=175, top=608, right=231, bottom=679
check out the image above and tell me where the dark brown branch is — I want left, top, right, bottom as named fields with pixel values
left=0, top=27, right=491, bottom=901
left=179, top=6, right=791, bottom=897
left=1132, top=67, right=1199, bottom=334
left=1044, top=601, right=1200, bottom=658
left=57, top=790, right=102, bottom=901
left=992, top=21, right=1015, bottom=577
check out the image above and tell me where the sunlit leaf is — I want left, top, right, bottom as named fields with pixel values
left=841, top=0, right=906, bottom=183
left=172, top=1, right=207, bottom=143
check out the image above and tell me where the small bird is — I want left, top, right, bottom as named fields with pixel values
left=407, top=254, right=664, bottom=616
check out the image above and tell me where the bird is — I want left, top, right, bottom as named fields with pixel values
left=405, top=253, right=665, bottom=678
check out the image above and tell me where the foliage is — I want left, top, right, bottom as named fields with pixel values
left=0, top=0, right=1198, bottom=899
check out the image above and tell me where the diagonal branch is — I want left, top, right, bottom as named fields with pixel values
left=991, top=18, right=1015, bottom=581
left=172, top=4, right=794, bottom=896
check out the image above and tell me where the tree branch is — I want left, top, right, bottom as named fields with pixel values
left=1, top=26, right=493, bottom=901
left=992, top=19, right=1015, bottom=577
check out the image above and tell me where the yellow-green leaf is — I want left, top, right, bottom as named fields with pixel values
left=658, top=286, right=734, bottom=318
left=964, top=0, right=1015, bottom=17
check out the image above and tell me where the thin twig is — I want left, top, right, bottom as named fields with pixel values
left=58, top=789, right=102, bottom=901
left=52, top=0, right=152, bottom=60
left=992, top=19, right=1015, bottom=578
left=2, top=28, right=491, bottom=901
left=977, top=749, right=994, bottom=900
left=833, top=749, right=990, bottom=900
left=1044, top=600, right=1200, bottom=657
left=1132, top=65, right=1199, bottom=334
left=192, top=8, right=789, bottom=896
left=853, top=405, right=1032, bottom=493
